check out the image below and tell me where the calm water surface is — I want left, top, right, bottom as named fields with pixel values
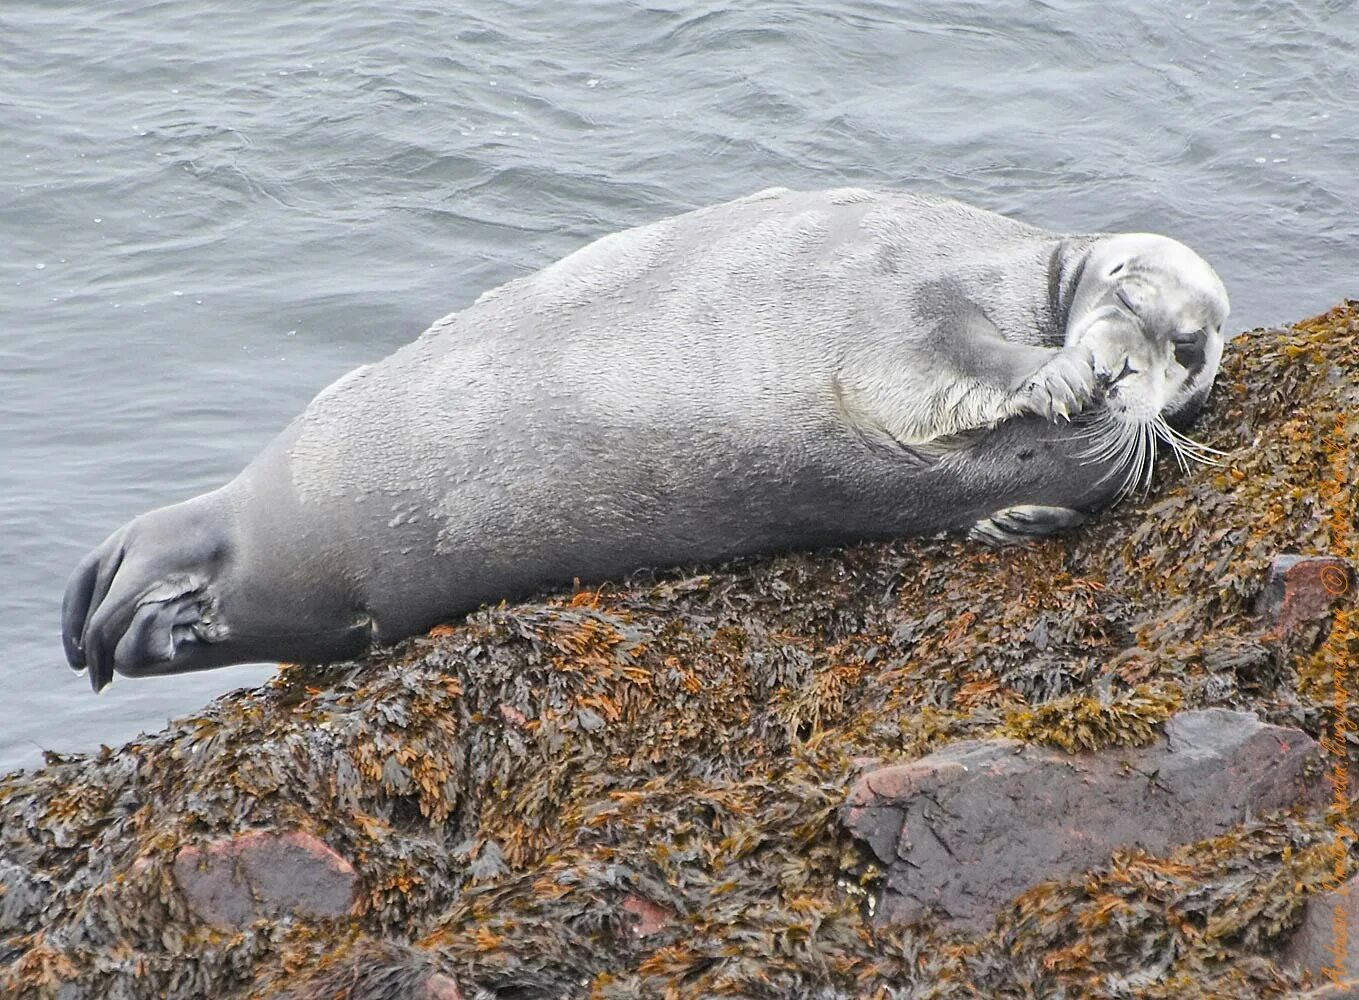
left=2, top=1, right=1356, bottom=772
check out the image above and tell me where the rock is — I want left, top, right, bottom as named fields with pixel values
left=1285, top=874, right=1359, bottom=983
left=0, top=859, right=47, bottom=936
left=842, top=709, right=1322, bottom=931
left=620, top=893, right=675, bottom=938
left=498, top=703, right=529, bottom=728
left=172, top=829, right=356, bottom=929
left=424, top=973, right=464, bottom=1000
left=1258, top=554, right=1353, bottom=636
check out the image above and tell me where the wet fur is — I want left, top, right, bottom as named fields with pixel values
left=62, top=187, right=1227, bottom=688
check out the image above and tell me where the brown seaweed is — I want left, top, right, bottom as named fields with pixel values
left=2, top=303, right=1357, bottom=999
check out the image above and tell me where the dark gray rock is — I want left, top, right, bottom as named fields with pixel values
left=0, top=858, right=47, bottom=936
left=1258, top=554, right=1353, bottom=636
left=842, top=708, right=1322, bottom=931
left=1285, top=873, right=1359, bottom=984
left=172, top=829, right=356, bottom=929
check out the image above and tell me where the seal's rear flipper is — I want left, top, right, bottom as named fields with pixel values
left=61, top=499, right=228, bottom=692
left=969, top=504, right=1086, bottom=546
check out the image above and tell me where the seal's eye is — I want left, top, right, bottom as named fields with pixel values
left=1172, top=327, right=1207, bottom=370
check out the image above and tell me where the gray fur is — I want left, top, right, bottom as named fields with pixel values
left=61, top=187, right=1228, bottom=689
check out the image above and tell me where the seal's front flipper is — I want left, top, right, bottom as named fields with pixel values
left=969, top=504, right=1086, bottom=546
left=1011, top=345, right=1098, bottom=422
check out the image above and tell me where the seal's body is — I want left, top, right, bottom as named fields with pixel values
left=63, top=188, right=1229, bottom=689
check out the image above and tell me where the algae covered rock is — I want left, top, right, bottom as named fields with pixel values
left=1259, top=554, right=1355, bottom=637
left=843, top=708, right=1323, bottom=930
left=2, top=302, right=1358, bottom=999
left=171, top=829, right=357, bottom=929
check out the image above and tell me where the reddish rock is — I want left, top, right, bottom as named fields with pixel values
left=1286, top=874, right=1359, bottom=984
left=1258, top=554, right=1353, bottom=636
left=621, top=893, right=674, bottom=938
left=842, top=709, right=1322, bottom=931
left=499, top=703, right=529, bottom=728
left=172, top=829, right=356, bottom=929
left=424, top=972, right=464, bottom=999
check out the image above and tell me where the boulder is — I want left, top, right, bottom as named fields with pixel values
left=843, top=709, right=1322, bottom=931
left=1286, top=873, right=1359, bottom=984
left=172, top=829, right=356, bottom=929
left=1258, top=554, right=1353, bottom=637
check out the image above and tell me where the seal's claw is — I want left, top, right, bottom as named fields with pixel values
left=969, top=504, right=1087, bottom=546
left=1017, top=346, right=1098, bottom=423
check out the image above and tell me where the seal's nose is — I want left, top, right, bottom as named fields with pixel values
left=1097, top=358, right=1139, bottom=396
left=1172, top=328, right=1208, bottom=373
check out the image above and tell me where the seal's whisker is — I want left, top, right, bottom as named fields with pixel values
left=1096, top=419, right=1143, bottom=498
left=1171, top=439, right=1192, bottom=474
left=1114, top=422, right=1160, bottom=503
left=1043, top=411, right=1116, bottom=448
left=1162, top=421, right=1226, bottom=456
left=1153, top=416, right=1226, bottom=464
left=1087, top=434, right=1129, bottom=477
left=1142, top=422, right=1158, bottom=492
left=1119, top=426, right=1146, bottom=501
left=1156, top=418, right=1192, bottom=474
left=1076, top=412, right=1131, bottom=463
left=1114, top=446, right=1139, bottom=501
left=1069, top=411, right=1116, bottom=440
left=1089, top=438, right=1131, bottom=467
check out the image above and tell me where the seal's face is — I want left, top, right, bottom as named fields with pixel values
left=1065, top=234, right=1230, bottom=496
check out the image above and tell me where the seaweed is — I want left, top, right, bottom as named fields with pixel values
left=2, top=303, right=1357, bottom=999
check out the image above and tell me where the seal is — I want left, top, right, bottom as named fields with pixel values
left=62, top=187, right=1229, bottom=690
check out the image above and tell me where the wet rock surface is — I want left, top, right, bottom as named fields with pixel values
left=1285, top=873, right=1359, bottom=984
left=172, top=829, right=356, bottom=929
left=0, top=859, right=46, bottom=937
left=423, top=973, right=465, bottom=1000
left=844, top=708, right=1323, bottom=930
left=1, top=305, right=1357, bottom=998
left=1259, top=554, right=1354, bottom=637
left=848, top=711, right=1326, bottom=929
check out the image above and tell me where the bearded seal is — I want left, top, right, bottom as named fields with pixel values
left=62, top=187, right=1228, bottom=690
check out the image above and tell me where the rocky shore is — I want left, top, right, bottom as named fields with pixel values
left=2, top=303, right=1357, bottom=999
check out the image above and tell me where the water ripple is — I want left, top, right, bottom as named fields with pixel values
left=1, top=0, right=1356, bottom=770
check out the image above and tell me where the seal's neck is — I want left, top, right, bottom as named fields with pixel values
left=1046, top=235, right=1106, bottom=341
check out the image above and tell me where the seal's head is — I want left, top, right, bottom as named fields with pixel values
left=1064, top=233, right=1230, bottom=496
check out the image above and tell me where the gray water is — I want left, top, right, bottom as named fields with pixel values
left=2, top=1, right=1356, bottom=773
